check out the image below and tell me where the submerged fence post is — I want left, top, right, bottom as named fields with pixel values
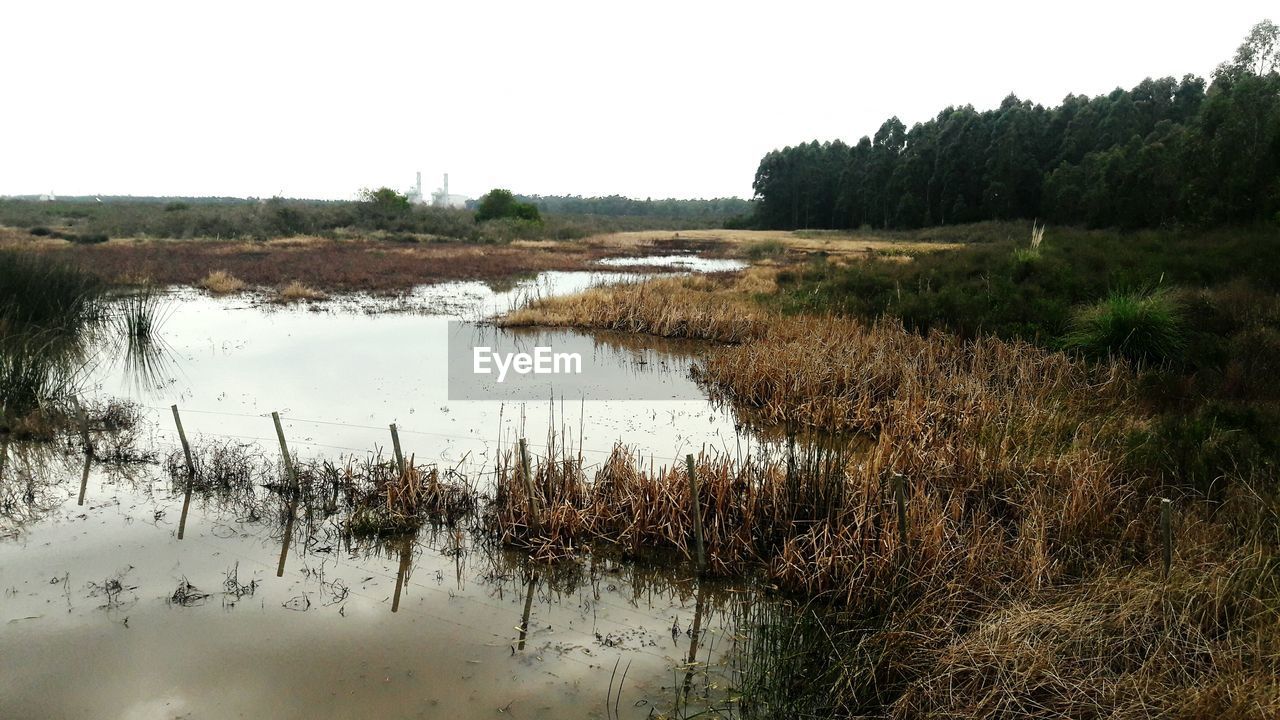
left=271, top=412, right=296, bottom=490
left=390, top=423, right=406, bottom=475
left=518, top=438, right=542, bottom=533
left=1161, top=498, right=1173, bottom=579
left=686, top=454, right=706, bottom=574
left=171, top=405, right=195, bottom=477
left=74, top=400, right=92, bottom=457
left=77, top=452, right=91, bottom=506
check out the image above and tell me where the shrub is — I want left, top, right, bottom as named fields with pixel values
left=199, top=270, right=246, bottom=294
left=277, top=281, right=325, bottom=302
left=1063, top=289, right=1186, bottom=365
left=475, top=189, right=541, bottom=224
left=357, top=187, right=412, bottom=230
left=744, top=239, right=786, bottom=260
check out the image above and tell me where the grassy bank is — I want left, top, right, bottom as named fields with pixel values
left=777, top=221, right=1280, bottom=496
left=498, top=261, right=1280, bottom=717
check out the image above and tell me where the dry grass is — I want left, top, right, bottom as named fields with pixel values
left=276, top=280, right=326, bottom=302
left=163, top=443, right=478, bottom=536
left=198, top=269, right=245, bottom=294
left=579, top=228, right=962, bottom=259
left=494, top=273, right=1280, bottom=717
left=0, top=234, right=628, bottom=292
left=500, top=273, right=771, bottom=343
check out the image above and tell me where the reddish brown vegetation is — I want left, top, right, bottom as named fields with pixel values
left=7, top=238, right=614, bottom=292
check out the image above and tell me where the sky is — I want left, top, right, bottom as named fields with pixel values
left=1, top=1, right=1274, bottom=201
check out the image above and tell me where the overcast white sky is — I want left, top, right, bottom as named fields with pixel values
left=1, top=1, right=1273, bottom=200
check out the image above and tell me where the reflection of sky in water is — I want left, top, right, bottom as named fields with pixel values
left=597, top=254, right=747, bottom=272
left=0, top=453, right=747, bottom=719
left=85, top=270, right=752, bottom=481
left=2, top=264, right=779, bottom=719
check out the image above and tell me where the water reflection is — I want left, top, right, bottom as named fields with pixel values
left=516, top=569, right=538, bottom=650
left=390, top=535, right=413, bottom=613
left=5, top=266, right=834, bottom=717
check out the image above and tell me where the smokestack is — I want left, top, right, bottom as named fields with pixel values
left=443, top=173, right=449, bottom=204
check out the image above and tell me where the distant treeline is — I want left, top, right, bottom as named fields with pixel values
left=516, top=194, right=750, bottom=221
left=752, top=21, right=1280, bottom=231
left=0, top=194, right=735, bottom=243
left=3, top=195, right=265, bottom=205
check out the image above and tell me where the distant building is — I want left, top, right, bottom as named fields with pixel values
left=408, top=171, right=426, bottom=205
left=38, top=192, right=56, bottom=202
left=430, top=173, right=469, bottom=209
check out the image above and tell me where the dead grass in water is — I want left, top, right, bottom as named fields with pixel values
left=198, top=269, right=245, bottom=294
left=163, top=443, right=478, bottom=536
left=500, top=272, right=774, bottom=343
left=276, top=280, right=326, bottom=302
left=494, top=272, right=1280, bottom=718
left=6, top=236, right=623, bottom=293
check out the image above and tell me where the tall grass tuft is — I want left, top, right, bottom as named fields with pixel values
left=0, top=250, right=102, bottom=336
left=1064, top=288, right=1185, bottom=365
left=0, top=252, right=102, bottom=429
left=112, top=287, right=175, bottom=393
left=199, top=269, right=246, bottom=294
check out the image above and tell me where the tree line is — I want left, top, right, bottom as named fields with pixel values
left=752, top=21, right=1280, bottom=231
left=515, top=194, right=751, bottom=221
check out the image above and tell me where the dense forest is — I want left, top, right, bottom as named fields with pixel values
left=515, top=194, right=750, bottom=221
left=752, top=21, right=1280, bottom=230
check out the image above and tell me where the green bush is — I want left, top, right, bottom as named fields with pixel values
left=1063, top=289, right=1186, bottom=365
left=475, top=189, right=541, bottom=224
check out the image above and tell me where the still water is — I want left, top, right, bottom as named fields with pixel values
left=1, top=267, right=776, bottom=719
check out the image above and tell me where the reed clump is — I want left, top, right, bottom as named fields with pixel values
left=276, top=280, right=326, bottom=302
left=198, top=269, right=246, bottom=294
left=343, top=459, right=477, bottom=536
left=164, top=443, right=478, bottom=537
left=500, top=274, right=769, bottom=343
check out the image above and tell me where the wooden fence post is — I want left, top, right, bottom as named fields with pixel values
left=271, top=412, right=296, bottom=490
left=74, top=400, right=92, bottom=456
left=77, top=452, right=91, bottom=506
left=390, top=423, right=406, bottom=475
left=686, top=454, right=706, bottom=574
left=171, top=405, right=195, bottom=477
left=519, top=438, right=542, bottom=532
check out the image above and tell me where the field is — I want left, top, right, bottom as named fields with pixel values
left=1, top=217, right=959, bottom=293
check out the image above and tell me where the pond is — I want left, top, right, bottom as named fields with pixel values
left=0, top=264, right=789, bottom=719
